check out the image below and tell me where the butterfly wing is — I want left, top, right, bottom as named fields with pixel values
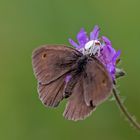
left=32, top=45, right=82, bottom=84
left=38, top=75, right=66, bottom=107
left=83, top=57, right=113, bottom=107
left=63, top=74, right=95, bottom=121
left=63, top=56, right=113, bottom=121
left=32, top=45, right=82, bottom=107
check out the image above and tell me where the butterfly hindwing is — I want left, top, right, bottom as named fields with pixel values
left=83, top=57, right=113, bottom=106
left=63, top=74, right=95, bottom=121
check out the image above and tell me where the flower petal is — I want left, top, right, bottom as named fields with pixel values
left=107, top=64, right=115, bottom=73
left=90, top=25, right=100, bottom=40
left=102, top=36, right=112, bottom=46
left=76, top=28, right=89, bottom=46
left=68, top=38, right=79, bottom=49
left=101, top=39, right=116, bottom=59
left=100, top=45, right=115, bottom=63
left=112, top=50, right=121, bottom=64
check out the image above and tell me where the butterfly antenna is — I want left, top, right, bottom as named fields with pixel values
left=112, top=87, right=140, bottom=131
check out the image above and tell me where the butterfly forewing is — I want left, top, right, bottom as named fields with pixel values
left=38, top=75, right=66, bottom=107
left=32, top=45, right=82, bottom=84
left=32, top=45, right=82, bottom=107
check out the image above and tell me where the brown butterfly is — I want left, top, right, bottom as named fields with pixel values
left=32, top=45, right=113, bottom=121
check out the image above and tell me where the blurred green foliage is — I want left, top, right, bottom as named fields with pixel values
left=0, top=0, right=140, bottom=140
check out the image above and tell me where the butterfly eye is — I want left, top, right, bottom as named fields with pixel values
left=42, top=53, right=47, bottom=59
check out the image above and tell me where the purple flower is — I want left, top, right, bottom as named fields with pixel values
left=69, top=28, right=89, bottom=50
left=69, top=25, right=120, bottom=79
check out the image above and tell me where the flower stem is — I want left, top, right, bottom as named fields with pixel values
left=112, top=87, right=140, bottom=131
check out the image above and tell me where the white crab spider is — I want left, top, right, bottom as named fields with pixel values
left=79, top=40, right=102, bottom=56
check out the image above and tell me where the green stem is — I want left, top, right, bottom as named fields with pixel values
left=112, top=87, right=140, bottom=130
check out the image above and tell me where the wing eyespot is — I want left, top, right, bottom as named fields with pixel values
left=42, top=53, right=47, bottom=59
left=102, top=79, right=107, bottom=86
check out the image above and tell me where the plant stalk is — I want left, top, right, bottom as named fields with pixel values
left=113, top=87, right=140, bottom=131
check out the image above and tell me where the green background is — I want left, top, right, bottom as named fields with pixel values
left=0, top=0, right=140, bottom=140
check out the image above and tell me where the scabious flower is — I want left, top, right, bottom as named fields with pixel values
left=69, top=25, right=121, bottom=79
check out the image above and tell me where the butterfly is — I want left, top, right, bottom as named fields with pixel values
left=32, top=45, right=113, bottom=121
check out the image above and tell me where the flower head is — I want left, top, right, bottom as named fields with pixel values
left=69, top=25, right=120, bottom=79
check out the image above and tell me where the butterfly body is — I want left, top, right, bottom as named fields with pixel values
left=32, top=45, right=113, bottom=121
